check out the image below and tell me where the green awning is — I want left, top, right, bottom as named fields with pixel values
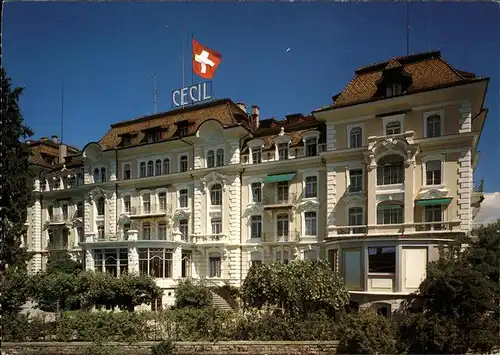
left=377, top=204, right=403, bottom=211
left=415, top=198, right=453, bottom=207
left=263, top=173, right=296, bottom=184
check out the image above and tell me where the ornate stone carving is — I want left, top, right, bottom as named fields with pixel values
left=297, top=199, right=320, bottom=212
left=200, top=171, right=227, bottom=193
left=418, top=188, right=448, bottom=200
left=343, top=193, right=367, bottom=205
left=243, top=203, right=263, bottom=217
left=71, top=218, right=83, bottom=228
left=279, top=127, right=285, bottom=136
left=117, top=213, right=131, bottom=225
left=88, top=187, right=105, bottom=204
left=173, top=209, right=191, bottom=221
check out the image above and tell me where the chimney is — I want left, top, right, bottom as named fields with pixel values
left=251, top=105, right=260, bottom=130
left=51, top=135, right=59, bottom=144
left=40, top=136, right=48, bottom=142
left=59, top=144, right=67, bottom=164
left=236, top=102, right=247, bottom=115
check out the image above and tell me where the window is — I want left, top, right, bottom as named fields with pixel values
left=209, top=253, right=221, bottom=277
left=120, top=196, right=130, bottom=214
left=216, top=149, right=224, bottom=166
left=180, top=155, right=188, bottom=172
left=377, top=203, right=404, bottom=224
left=368, top=246, right=396, bottom=273
left=123, top=223, right=130, bottom=237
left=211, top=218, right=222, bottom=234
left=182, top=252, right=192, bottom=278
left=251, top=182, right=261, bottom=203
left=426, top=114, right=441, bottom=138
left=385, top=121, right=401, bottom=135
left=277, top=213, right=289, bottom=237
left=179, top=189, right=188, bottom=208
left=305, top=138, right=318, bottom=157
left=250, top=215, right=262, bottom=239
left=100, top=167, right=106, bottom=182
left=76, top=173, right=84, bottom=186
left=277, top=182, right=289, bottom=203
left=275, top=250, right=290, bottom=264
left=93, top=168, right=100, bottom=183
left=426, top=160, right=442, bottom=185
left=210, top=184, right=222, bottom=206
left=122, top=135, right=132, bottom=147
left=48, top=206, right=54, bottom=220
left=304, top=250, right=318, bottom=260
left=123, top=164, right=131, bottom=180
left=163, top=158, right=170, bottom=174
left=147, top=161, right=154, bottom=177
left=386, top=84, right=402, bottom=97
left=142, top=222, right=151, bottom=240
left=138, top=248, right=173, bottom=278
left=155, top=159, right=162, bottom=176
left=97, top=197, right=105, bottom=216
left=178, top=126, right=188, bottom=137
left=62, top=204, right=68, bottom=220
left=158, top=192, right=167, bottom=212
left=349, top=169, right=363, bottom=193
left=377, top=155, right=404, bottom=185
left=77, top=226, right=84, bottom=243
left=158, top=222, right=167, bottom=240
left=94, top=249, right=128, bottom=277
left=348, top=207, right=365, bottom=233
left=328, top=249, right=338, bottom=272
left=207, top=150, right=215, bottom=168
left=151, top=298, right=163, bottom=312
left=76, top=202, right=83, bottom=217
left=425, top=205, right=442, bottom=230
left=155, top=131, right=162, bottom=142
left=252, top=147, right=262, bottom=164
left=146, top=132, right=154, bottom=143
left=53, top=178, right=61, bottom=189
left=139, top=162, right=146, bottom=178
left=376, top=305, right=390, bottom=319
left=304, top=176, right=317, bottom=198
left=179, top=219, right=188, bottom=241
left=250, top=252, right=262, bottom=267
left=97, top=225, right=105, bottom=240
left=304, top=211, right=317, bottom=236
left=278, top=143, right=288, bottom=160
left=349, top=127, right=362, bottom=148
left=142, top=194, right=151, bottom=214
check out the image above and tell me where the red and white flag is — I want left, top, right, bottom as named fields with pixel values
left=192, top=38, right=222, bottom=80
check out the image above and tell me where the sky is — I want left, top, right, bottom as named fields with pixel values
left=3, top=2, right=500, bottom=199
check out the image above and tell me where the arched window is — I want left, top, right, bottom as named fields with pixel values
left=163, top=158, right=170, bottom=174
left=97, top=197, right=105, bottom=216
left=123, top=164, right=131, bottom=180
left=349, top=127, right=362, bottom=148
left=210, top=184, right=222, bottom=206
left=206, top=150, right=215, bottom=168
left=100, top=167, right=106, bottom=182
left=385, top=121, right=401, bottom=135
left=180, top=155, right=188, bottom=172
left=139, top=162, right=146, bottom=178
left=377, top=155, right=404, bottom=185
left=147, top=161, right=154, bottom=177
left=93, top=168, right=100, bottom=183
left=216, top=149, right=224, bottom=167
left=155, top=159, right=162, bottom=176
left=426, top=114, right=441, bottom=138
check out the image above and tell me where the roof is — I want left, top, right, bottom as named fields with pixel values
left=98, top=98, right=250, bottom=149
left=315, top=51, right=487, bottom=111
left=27, top=139, right=81, bottom=169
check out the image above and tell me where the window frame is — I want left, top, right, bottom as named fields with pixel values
left=276, top=213, right=290, bottom=238
left=179, top=155, right=189, bottom=172
left=206, top=150, right=215, bottom=168
left=250, top=182, right=262, bottom=203
left=422, top=155, right=445, bottom=187
left=368, top=246, right=396, bottom=274
left=208, top=253, right=222, bottom=278
left=216, top=148, right=225, bottom=167
left=211, top=217, right=222, bottom=235
left=347, top=124, right=364, bottom=148
left=423, top=109, right=445, bottom=138
left=348, top=168, right=364, bottom=193
left=303, top=174, right=318, bottom=199
left=249, top=215, right=262, bottom=239
left=210, top=184, right=223, bottom=206
left=179, top=188, right=189, bottom=209
left=122, top=163, right=132, bottom=180
left=376, top=202, right=404, bottom=225
left=304, top=210, right=317, bottom=236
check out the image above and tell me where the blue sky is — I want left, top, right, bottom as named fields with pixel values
left=3, top=2, right=499, bottom=192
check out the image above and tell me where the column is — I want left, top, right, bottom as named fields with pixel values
left=326, top=122, right=336, bottom=151
left=31, top=198, right=43, bottom=274
left=193, top=182, right=202, bottom=235
left=326, top=164, right=337, bottom=236
left=193, top=147, right=202, bottom=170
left=230, top=142, right=240, bottom=165
left=127, top=230, right=139, bottom=274
left=172, top=245, right=182, bottom=280
left=459, top=101, right=472, bottom=134
left=366, top=166, right=377, bottom=226
left=228, top=175, right=241, bottom=243
left=107, top=191, right=117, bottom=236
left=109, top=161, right=117, bottom=181
left=85, top=249, right=94, bottom=271
left=457, top=149, right=472, bottom=232
left=84, top=199, right=92, bottom=234
left=404, top=161, right=415, bottom=229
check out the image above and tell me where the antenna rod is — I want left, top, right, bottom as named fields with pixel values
left=181, top=20, right=185, bottom=91
left=60, top=82, right=64, bottom=144
left=151, top=72, right=158, bottom=114
left=191, top=33, right=194, bottom=86
left=406, top=0, right=410, bottom=55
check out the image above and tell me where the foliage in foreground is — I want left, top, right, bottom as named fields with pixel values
left=151, top=340, right=176, bottom=355
left=241, top=259, right=349, bottom=317
left=0, top=267, right=30, bottom=316
left=174, top=279, right=213, bottom=309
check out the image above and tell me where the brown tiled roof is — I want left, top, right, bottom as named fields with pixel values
left=98, top=99, right=250, bottom=149
left=27, top=139, right=81, bottom=169
left=315, top=51, right=485, bottom=111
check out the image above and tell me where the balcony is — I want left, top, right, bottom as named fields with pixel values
left=241, top=144, right=326, bottom=164
left=191, top=234, right=228, bottom=245
left=263, top=193, right=297, bottom=208
left=262, top=230, right=300, bottom=244
left=330, top=220, right=461, bottom=237
left=127, top=204, right=172, bottom=217
left=47, top=214, right=70, bottom=225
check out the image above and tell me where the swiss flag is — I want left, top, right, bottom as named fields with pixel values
left=192, top=38, right=222, bottom=80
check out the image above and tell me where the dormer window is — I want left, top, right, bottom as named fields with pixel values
left=305, top=138, right=317, bottom=157
left=121, top=135, right=132, bottom=147
left=278, top=143, right=289, bottom=160
left=252, top=147, right=262, bottom=164
left=386, top=84, right=402, bottom=97
left=146, top=132, right=155, bottom=144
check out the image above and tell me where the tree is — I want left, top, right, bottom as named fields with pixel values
left=0, top=267, right=30, bottom=315
left=45, top=251, right=83, bottom=275
left=174, top=279, right=213, bottom=309
left=241, top=259, right=349, bottom=317
left=397, top=221, right=500, bottom=354
left=0, top=68, right=34, bottom=269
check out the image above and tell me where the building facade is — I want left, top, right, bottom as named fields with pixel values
left=25, top=51, right=488, bottom=314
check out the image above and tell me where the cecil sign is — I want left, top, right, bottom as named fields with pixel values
left=172, top=81, right=213, bottom=108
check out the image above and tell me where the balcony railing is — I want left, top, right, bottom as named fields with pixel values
left=331, top=221, right=461, bottom=236
left=191, top=234, right=228, bottom=244
left=126, top=204, right=172, bottom=216
left=263, top=193, right=297, bottom=207
left=262, top=230, right=300, bottom=243
left=241, top=143, right=327, bottom=164
left=48, top=214, right=68, bottom=224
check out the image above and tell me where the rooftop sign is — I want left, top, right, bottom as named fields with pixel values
left=171, top=81, right=213, bottom=108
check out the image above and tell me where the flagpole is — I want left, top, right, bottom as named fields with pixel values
left=181, top=20, right=185, bottom=90
left=191, top=33, right=195, bottom=86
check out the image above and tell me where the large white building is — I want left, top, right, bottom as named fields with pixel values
left=25, top=51, right=488, bottom=315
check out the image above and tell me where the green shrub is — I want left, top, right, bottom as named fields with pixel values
left=337, top=309, right=397, bottom=354
left=174, top=279, right=212, bottom=309
left=81, top=342, right=116, bottom=355
left=151, top=340, right=176, bottom=355
left=1, top=313, right=30, bottom=341
left=171, top=307, right=233, bottom=341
